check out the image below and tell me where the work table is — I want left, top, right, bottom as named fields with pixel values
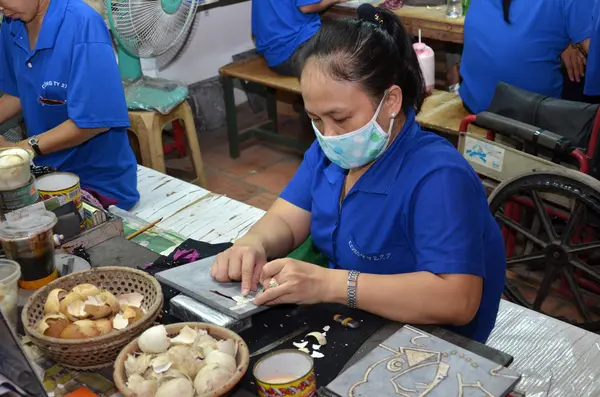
left=324, top=3, right=465, bottom=44
left=130, top=166, right=600, bottom=396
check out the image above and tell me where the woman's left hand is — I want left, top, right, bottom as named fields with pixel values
left=253, top=258, right=329, bottom=306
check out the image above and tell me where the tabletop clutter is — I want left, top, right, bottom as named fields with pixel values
left=0, top=148, right=524, bottom=397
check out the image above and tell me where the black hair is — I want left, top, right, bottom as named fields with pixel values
left=502, top=0, right=511, bottom=23
left=295, top=4, right=425, bottom=114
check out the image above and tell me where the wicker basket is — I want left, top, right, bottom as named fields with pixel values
left=114, top=322, right=250, bottom=397
left=22, top=266, right=163, bottom=370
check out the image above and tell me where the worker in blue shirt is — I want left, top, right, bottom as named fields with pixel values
left=252, top=0, right=347, bottom=76
left=212, top=5, right=506, bottom=343
left=460, top=0, right=593, bottom=114
left=0, top=0, right=139, bottom=210
left=584, top=1, right=599, bottom=96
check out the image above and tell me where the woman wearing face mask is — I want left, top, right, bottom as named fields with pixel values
left=211, top=4, right=506, bottom=343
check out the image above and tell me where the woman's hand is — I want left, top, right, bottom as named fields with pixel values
left=210, top=241, right=267, bottom=295
left=561, top=44, right=586, bottom=83
left=253, top=258, right=331, bottom=306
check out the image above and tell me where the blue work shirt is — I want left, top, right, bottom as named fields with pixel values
left=280, top=110, right=506, bottom=343
left=460, top=0, right=594, bottom=114
left=252, top=0, right=321, bottom=67
left=585, top=1, right=600, bottom=96
left=0, top=0, right=139, bottom=210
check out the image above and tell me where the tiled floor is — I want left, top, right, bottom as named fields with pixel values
left=160, top=102, right=597, bottom=332
left=164, top=102, right=306, bottom=210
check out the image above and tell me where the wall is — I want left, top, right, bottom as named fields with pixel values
left=144, top=1, right=255, bottom=105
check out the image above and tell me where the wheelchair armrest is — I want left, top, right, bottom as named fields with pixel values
left=476, top=112, right=575, bottom=155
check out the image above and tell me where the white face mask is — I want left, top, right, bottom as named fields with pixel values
left=312, top=95, right=396, bottom=169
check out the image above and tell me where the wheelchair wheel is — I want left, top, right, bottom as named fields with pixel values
left=488, top=167, right=600, bottom=331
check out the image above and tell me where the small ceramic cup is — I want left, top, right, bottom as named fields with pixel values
left=253, top=349, right=317, bottom=397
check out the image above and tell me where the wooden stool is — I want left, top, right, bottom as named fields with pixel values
left=128, top=100, right=207, bottom=187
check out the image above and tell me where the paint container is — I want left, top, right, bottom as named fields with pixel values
left=0, top=147, right=34, bottom=190
left=254, top=350, right=317, bottom=397
left=0, top=211, right=58, bottom=290
left=35, top=172, right=83, bottom=224
left=0, top=176, right=39, bottom=217
left=0, top=259, right=21, bottom=330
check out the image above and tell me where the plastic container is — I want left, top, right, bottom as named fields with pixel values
left=413, top=42, right=435, bottom=94
left=0, top=211, right=58, bottom=290
left=446, top=0, right=463, bottom=18
left=0, top=259, right=21, bottom=330
left=0, top=147, right=34, bottom=190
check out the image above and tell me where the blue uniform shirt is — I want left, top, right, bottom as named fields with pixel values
left=585, top=1, right=600, bottom=96
left=280, top=110, right=506, bottom=343
left=0, top=0, right=139, bottom=210
left=252, top=0, right=321, bottom=67
left=460, top=0, right=594, bottom=114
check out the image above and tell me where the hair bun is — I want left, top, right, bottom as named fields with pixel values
left=357, top=4, right=389, bottom=31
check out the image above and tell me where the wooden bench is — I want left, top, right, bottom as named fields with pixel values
left=219, top=57, right=484, bottom=158
left=417, top=90, right=487, bottom=137
left=219, top=57, right=306, bottom=158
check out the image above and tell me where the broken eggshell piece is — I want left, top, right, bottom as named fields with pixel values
left=170, top=325, right=197, bottom=345
left=138, top=325, right=171, bottom=354
left=305, top=331, right=327, bottom=346
left=117, top=292, right=144, bottom=308
left=293, top=341, right=308, bottom=350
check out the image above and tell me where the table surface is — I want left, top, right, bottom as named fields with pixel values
left=326, top=3, right=465, bottom=44
left=134, top=166, right=600, bottom=396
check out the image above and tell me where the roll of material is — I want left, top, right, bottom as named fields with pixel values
left=169, top=294, right=252, bottom=333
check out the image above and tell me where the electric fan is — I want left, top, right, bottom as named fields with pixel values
left=106, top=0, right=197, bottom=110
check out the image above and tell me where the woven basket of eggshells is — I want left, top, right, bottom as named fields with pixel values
left=113, top=322, right=250, bottom=397
left=22, top=266, right=163, bottom=370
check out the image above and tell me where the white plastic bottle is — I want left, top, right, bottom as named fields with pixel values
left=413, top=30, right=435, bottom=94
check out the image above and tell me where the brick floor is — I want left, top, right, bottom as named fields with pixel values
left=164, top=102, right=305, bottom=210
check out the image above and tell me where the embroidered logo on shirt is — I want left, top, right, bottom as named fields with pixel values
left=41, top=80, right=67, bottom=90
left=348, top=240, right=391, bottom=261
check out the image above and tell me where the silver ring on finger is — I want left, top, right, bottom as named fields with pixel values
left=268, top=277, right=279, bottom=288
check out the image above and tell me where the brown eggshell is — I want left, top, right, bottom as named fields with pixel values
left=44, top=318, right=70, bottom=338
left=95, top=319, right=113, bottom=335
left=84, top=303, right=112, bottom=320
left=71, top=283, right=101, bottom=298
left=43, top=288, right=68, bottom=315
left=99, top=291, right=120, bottom=315
left=59, top=324, right=89, bottom=339
left=59, top=292, right=85, bottom=319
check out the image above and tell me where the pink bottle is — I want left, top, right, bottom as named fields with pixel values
left=413, top=35, right=435, bottom=94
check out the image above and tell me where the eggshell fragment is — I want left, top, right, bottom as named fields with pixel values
left=205, top=350, right=236, bottom=373
left=170, top=325, right=197, bottom=345
left=36, top=313, right=69, bottom=337
left=112, top=313, right=129, bottom=330
left=311, top=351, right=324, bottom=359
left=138, top=325, right=171, bottom=354
left=72, top=283, right=101, bottom=298
left=293, top=341, right=308, bottom=349
left=217, top=338, right=238, bottom=357
left=194, top=364, right=232, bottom=395
left=312, top=344, right=321, bottom=350
left=306, top=331, right=327, bottom=346
left=298, top=347, right=310, bottom=354
left=43, top=289, right=67, bottom=314
left=117, top=292, right=144, bottom=308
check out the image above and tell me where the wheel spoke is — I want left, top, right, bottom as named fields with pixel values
left=561, top=201, right=586, bottom=245
left=530, top=190, right=557, bottom=240
left=533, top=265, right=560, bottom=311
left=570, top=258, right=600, bottom=284
left=506, top=253, right=546, bottom=267
left=569, top=241, right=600, bottom=256
left=562, top=267, right=593, bottom=323
left=496, top=213, right=548, bottom=248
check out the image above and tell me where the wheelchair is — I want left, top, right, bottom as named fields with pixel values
left=457, top=83, right=600, bottom=332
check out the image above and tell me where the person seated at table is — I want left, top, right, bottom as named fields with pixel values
left=460, top=0, right=593, bottom=114
left=211, top=4, right=506, bottom=343
left=0, top=0, right=139, bottom=210
left=252, top=0, right=347, bottom=76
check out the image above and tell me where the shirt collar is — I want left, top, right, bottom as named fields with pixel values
left=9, top=0, right=68, bottom=51
left=323, top=108, right=420, bottom=195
